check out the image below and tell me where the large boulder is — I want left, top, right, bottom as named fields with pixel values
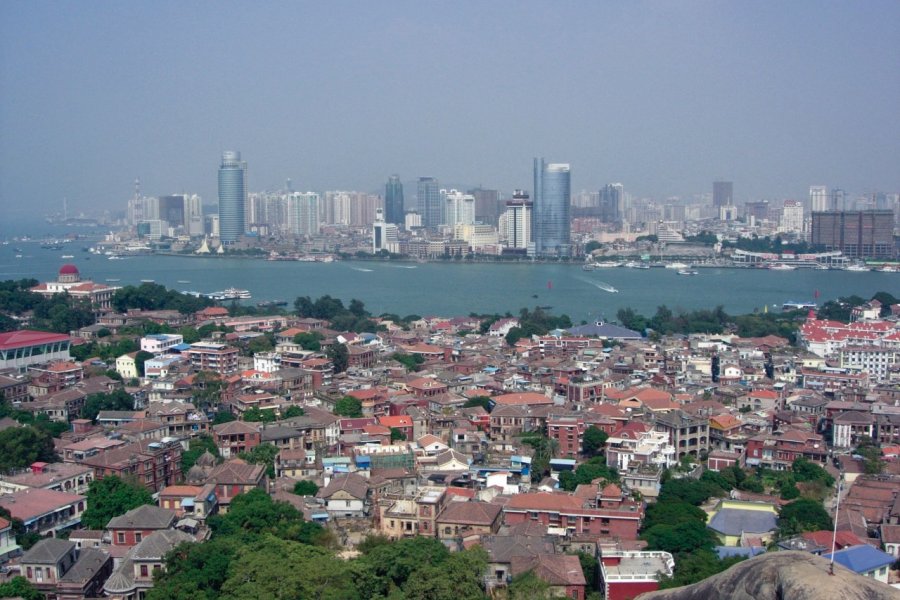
left=637, top=551, right=899, bottom=600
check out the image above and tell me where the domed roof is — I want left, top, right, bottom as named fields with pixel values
left=59, top=264, right=79, bottom=275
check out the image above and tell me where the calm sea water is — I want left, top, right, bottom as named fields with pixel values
left=1, top=230, right=896, bottom=322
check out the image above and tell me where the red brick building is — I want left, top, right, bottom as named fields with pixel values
left=502, top=492, right=643, bottom=540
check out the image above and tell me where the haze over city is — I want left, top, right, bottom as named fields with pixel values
left=1, top=1, right=899, bottom=219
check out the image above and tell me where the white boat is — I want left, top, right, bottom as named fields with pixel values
left=665, top=262, right=689, bottom=270
left=61, top=254, right=74, bottom=259
left=105, top=278, right=121, bottom=282
left=582, top=263, right=596, bottom=271
left=768, top=264, right=795, bottom=271
left=140, top=279, right=155, bottom=283
left=177, top=280, right=191, bottom=284
left=677, top=269, right=699, bottom=276
left=208, top=288, right=252, bottom=300
left=593, top=261, right=621, bottom=268
left=877, top=265, right=898, bottom=273
left=844, top=264, right=870, bottom=272
left=597, top=282, right=619, bottom=293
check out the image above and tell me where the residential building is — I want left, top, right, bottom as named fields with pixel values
left=104, top=529, right=195, bottom=600
left=599, top=549, right=675, bottom=600
left=79, top=440, right=183, bottom=493
left=653, top=410, right=709, bottom=459
left=823, top=545, right=895, bottom=583
left=0, top=488, right=86, bottom=536
left=810, top=210, right=895, bottom=259
left=206, top=460, right=267, bottom=512
left=0, top=329, right=72, bottom=372
left=212, top=420, right=261, bottom=458
left=106, top=505, right=177, bottom=547
left=184, top=342, right=239, bottom=375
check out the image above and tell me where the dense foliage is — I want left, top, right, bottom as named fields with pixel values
left=558, top=456, right=618, bottom=491
left=181, top=435, right=219, bottom=472
left=0, top=576, right=42, bottom=600
left=504, top=307, right=573, bottom=346
left=293, top=295, right=379, bottom=333
left=0, top=424, right=57, bottom=473
left=392, top=352, right=425, bottom=372
left=81, top=389, right=135, bottom=422
left=152, top=492, right=488, bottom=600
left=778, top=498, right=833, bottom=537
left=113, top=282, right=213, bottom=314
left=333, top=396, right=363, bottom=418
left=80, top=475, right=154, bottom=529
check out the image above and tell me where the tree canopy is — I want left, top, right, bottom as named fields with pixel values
left=80, top=475, right=154, bottom=529
left=81, top=389, right=134, bottom=422
left=0, top=425, right=56, bottom=473
left=334, top=396, right=363, bottom=418
left=778, top=498, right=833, bottom=537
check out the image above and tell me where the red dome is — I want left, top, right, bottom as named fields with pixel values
left=59, top=264, right=79, bottom=275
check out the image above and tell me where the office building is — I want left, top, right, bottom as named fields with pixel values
left=831, top=188, right=847, bottom=212
left=811, top=210, right=895, bottom=259
left=599, top=183, right=624, bottom=223
left=418, top=177, right=441, bottom=229
left=743, top=200, right=769, bottom=224
left=158, top=195, right=186, bottom=230
left=470, top=188, right=502, bottom=226
left=502, top=190, right=532, bottom=250
left=713, top=181, right=733, bottom=208
left=385, top=175, right=404, bottom=225
left=373, top=209, right=399, bottom=254
left=809, top=186, right=828, bottom=213
left=780, top=200, right=804, bottom=233
left=443, top=190, right=475, bottom=227
left=532, top=158, right=571, bottom=257
left=218, top=151, right=247, bottom=244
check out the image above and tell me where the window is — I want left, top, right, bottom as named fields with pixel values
left=135, top=532, right=142, bottom=543
left=140, top=565, right=149, bottom=577
left=117, top=532, right=125, bottom=544
left=35, top=567, right=43, bottom=582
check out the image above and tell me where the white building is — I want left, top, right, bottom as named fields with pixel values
left=287, top=192, right=320, bottom=236
left=809, top=185, right=828, bottom=212
left=780, top=200, right=804, bottom=233
left=442, top=189, right=475, bottom=227
left=501, top=192, right=532, bottom=249
left=140, top=334, right=184, bottom=354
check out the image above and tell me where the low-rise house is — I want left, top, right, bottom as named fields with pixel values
left=275, top=448, right=316, bottom=480
left=56, top=546, right=114, bottom=600
left=0, top=516, right=20, bottom=562
left=79, top=439, right=183, bottom=493
left=158, top=484, right=218, bottom=521
left=317, top=472, right=369, bottom=518
left=435, top=500, right=502, bottom=539
left=599, top=549, right=675, bottom=600
left=509, top=554, right=587, bottom=600
left=20, top=538, right=78, bottom=596
left=212, top=420, right=261, bottom=458
left=707, top=499, right=778, bottom=546
left=206, top=459, right=267, bottom=512
left=106, top=504, right=177, bottom=547
left=104, top=529, right=195, bottom=600
left=502, top=492, right=643, bottom=540
left=0, top=488, right=86, bottom=536
left=0, top=461, right=94, bottom=496
left=823, top=544, right=895, bottom=583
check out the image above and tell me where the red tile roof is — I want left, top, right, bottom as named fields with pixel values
left=0, top=330, right=71, bottom=350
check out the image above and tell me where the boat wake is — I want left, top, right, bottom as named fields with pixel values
left=351, top=267, right=373, bottom=272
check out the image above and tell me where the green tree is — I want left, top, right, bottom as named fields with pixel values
left=327, top=343, right=349, bottom=374
left=334, top=396, right=363, bottom=418
left=582, top=426, right=608, bottom=456
left=282, top=405, right=305, bottom=418
left=641, top=501, right=708, bottom=532
left=778, top=498, right=833, bottom=537
left=242, top=407, right=276, bottom=423
left=134, top=350, right=154, bottom=377
left=80, top=475, right=153, bottom=529
left=147, top=537, right=239, bottom=600
left=238, top=444, right=280, bottom=479
left=0, top=576, right=42, bottom=600
left=463, top=396, right=492, bottom=411
left=293, top=480, right=319, bottom=496
left=181, top=435, right=219, bottom=472
left=658, top=549, right=745, bottom=589
left=558, top=456, right=618, bottom=491
left=791, top=457, right=834, bottom=487
left=219, top=535, right=357, bottom=600
left=80, top=389, right=134, bottom=422
left=292, top=331, right=323, bottom=351
left=0, top=426, right=56, bottom=473
left=507, top=569, right=551, bottom=599
left=642, top=520, right=719, bottom=554
left=390, top=427, right=406, bottom=442
left=392, top=352, right=425, bottom=372
left=209, top=489, right=324, bottom=544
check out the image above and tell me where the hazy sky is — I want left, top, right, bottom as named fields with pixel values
left=1, top=1, right=898, bottom=218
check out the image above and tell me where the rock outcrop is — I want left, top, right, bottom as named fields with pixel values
left=637, top=551, right=900, bottom=600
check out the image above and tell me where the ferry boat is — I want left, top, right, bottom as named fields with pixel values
left=665, top=262, right=689, bottom=270
left=594, top=261, right=621, bottom=268
left=768, top=264, right=796, bottom=271
left=209, top=288, right=252, bottom=300
left=582, top=263, right=596, bottom=271
left=61, top=254, right=74, bottom=259
left=597, top=282, right=619, bottom=293
left=677, top=269, right=699, bottom=276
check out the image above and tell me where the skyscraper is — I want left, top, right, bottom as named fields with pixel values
left=599, top=183, right=624, bottom=223
left=218, top=151, right=247, bottom=243
left=809, top=185, right=828, bottom=212
left=418, top=177, right=441, bottom=229
left=385, top=175, right=404, bottom=225
left=532, top=158, right=571, bottom=257
left=713, top=181, right=733, bottom=208
left=503, top=190, right=532, bottom=250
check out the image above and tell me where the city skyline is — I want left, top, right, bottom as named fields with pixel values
left=1, top=2, right=899, bottom=219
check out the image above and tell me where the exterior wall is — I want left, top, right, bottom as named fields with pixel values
left=606, top=580, right=659, bottom=600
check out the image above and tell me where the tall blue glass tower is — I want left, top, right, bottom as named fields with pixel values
left=218, top=151, right=246, bottom=244
left=418, top=177, right=441, bottom=229
left=385, top=175, right=404, bottom=225
left=532, top=158, right=571, bottom=257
